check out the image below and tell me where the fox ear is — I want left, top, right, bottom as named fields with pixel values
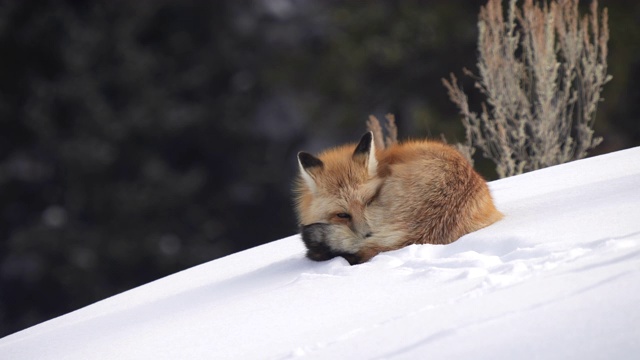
left=298, top=152, right=323, bottom=192
left=352, top=132, right=378, bottom=178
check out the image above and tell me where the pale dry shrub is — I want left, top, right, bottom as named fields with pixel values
left=443, top=0, right=611, bottom=178
left=367, top=114, right=398, bottom=150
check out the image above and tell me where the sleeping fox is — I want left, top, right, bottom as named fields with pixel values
left=294, top=132, right=502, bottom=265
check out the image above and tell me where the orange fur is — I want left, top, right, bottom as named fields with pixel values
left=295, top=133, right=502, bottom=264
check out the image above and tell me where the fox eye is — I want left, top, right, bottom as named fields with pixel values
left=336, top=213, right=352, bottom=220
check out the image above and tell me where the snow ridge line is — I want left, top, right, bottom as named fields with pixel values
left=270, top=230, right=640, bottom=359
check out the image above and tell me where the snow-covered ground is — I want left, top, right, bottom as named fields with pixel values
left=1, top=147, right=640, bottom=359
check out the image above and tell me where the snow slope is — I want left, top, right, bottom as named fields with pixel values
left=2, top=147, right=640, bottom=359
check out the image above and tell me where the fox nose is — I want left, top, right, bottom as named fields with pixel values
left=352, top=221, right=372, bottom=239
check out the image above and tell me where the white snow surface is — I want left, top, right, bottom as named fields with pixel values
left=2, top=147, right=640, bottom=359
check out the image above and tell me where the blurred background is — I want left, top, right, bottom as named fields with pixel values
left=1, top=0, right=638, bottom=337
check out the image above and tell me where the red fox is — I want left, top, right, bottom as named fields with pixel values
left=294, top=132, right=503, bottom=265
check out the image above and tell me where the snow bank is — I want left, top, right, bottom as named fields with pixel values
left=2, top=147, right=640, bottom=359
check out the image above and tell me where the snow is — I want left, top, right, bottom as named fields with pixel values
left=2, top=147, right=640, bottom=359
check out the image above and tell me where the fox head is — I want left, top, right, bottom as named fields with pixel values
left=295, top=132, right=383, bottom=264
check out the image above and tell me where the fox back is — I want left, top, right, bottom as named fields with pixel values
left=295, top=132, right=502, bottom=264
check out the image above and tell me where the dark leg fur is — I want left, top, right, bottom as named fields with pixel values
left=300, top=223, right=362, bottom=265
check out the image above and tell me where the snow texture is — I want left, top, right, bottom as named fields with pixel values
left=1, top=147, right=640, bottom=359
